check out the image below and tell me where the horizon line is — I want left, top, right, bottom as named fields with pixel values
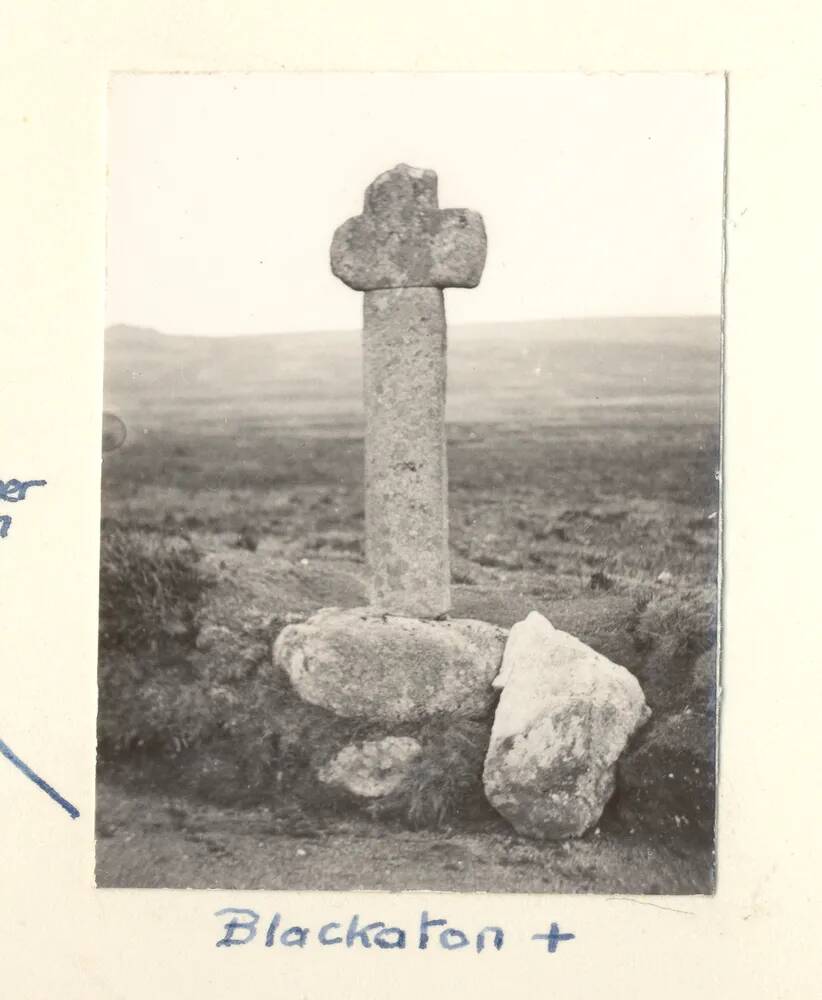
left=105, top=313, right=721, bottom=340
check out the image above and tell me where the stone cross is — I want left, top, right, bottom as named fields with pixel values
left=330, top=164, right=487, bottom=617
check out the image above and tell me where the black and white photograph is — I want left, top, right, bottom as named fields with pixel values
left=96, top=72, right=724, bottom=894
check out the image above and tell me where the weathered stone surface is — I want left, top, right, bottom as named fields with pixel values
left=330, top=163, right=486, bottom=618
left=190, top=544, right=367, bottom=687
left=318, top=736, right=422, bottom=798
left=273, top=607, right=507, bottom=723
left=483, top=611, right=650, bottom=839
left=363, top=287, right=449, bottom=616
left=330, top=164, right=487, bottom=291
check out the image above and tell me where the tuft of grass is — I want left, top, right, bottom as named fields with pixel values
left=373, top=717, right=494, bottom=830
left=97, top=649, right=236, bottom=758
left=98, top=524, right=210, bottom=653
left=589, top=570, right=614, bottom=591
left=633, top=586, right=717, bottom=660
left=97, top=526, right=219, bottom=762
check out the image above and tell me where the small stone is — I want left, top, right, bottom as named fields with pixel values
left=273, top=606, right=507, bottom=722
left=318, top=737, right=423, bottom=798
left=483, top=611, right=650, bottom=840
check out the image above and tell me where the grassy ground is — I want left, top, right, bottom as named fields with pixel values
left=97, top=316, right=720, bottom=893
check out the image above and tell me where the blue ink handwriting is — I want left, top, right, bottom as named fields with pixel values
left=0, top=478, right=46, bottom=538
left=0, top=479, right=47, bottom=502
left=215, top=909, right=574, bottom=954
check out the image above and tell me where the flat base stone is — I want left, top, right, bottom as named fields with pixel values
left=273, top=607, right=507, bottom=723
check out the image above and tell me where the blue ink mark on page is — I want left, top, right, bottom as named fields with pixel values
left=0, top=479, right=47, bottom=502
left=0, top=478, right=47, bottom=538
left=532, top=922, right=575, bottom=952
left=214, top=909, right=572, bottom=953
left=0, top=738, right=79, bottom=819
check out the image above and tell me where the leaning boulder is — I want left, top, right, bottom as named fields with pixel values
left=318, top=737, right=423, bottom=798
left=483, top=611, right=650, bottom=839
left=273, top=607, right=507, bottom=723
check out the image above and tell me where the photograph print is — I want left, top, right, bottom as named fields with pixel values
left=96, top=73, right=724, bottom=894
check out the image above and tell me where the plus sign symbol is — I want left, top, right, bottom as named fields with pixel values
left=532, top=922, right=576, bottom=953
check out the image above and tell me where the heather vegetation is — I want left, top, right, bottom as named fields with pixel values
left=97, top=319, right=720, bottom=891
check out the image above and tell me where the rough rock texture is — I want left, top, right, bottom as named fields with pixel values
left=330, top=164, right=487, bottom=291
left=273, top=607, right=507, bottom=723
left=617, top=645, right=717, bottom=839
left=318, top=737, right=423, bottom=798
left=330, top=163, right=487, bottom=617
left=483, top=611, right=650, bottom=839
left=362, top=286, right=450, bottom=616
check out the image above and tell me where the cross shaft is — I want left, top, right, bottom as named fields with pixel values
left=331, top=164, right=486, bottom=617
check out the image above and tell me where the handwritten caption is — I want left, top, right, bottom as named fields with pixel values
left=0, top=479, right=47, bottom=538
left=214, top=908, right=575, bottom=954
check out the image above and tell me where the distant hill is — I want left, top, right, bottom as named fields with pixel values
left=104, top=317, right=720, bottom=434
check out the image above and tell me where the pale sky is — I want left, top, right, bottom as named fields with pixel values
left=106, top=73, right=725, bottom=336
